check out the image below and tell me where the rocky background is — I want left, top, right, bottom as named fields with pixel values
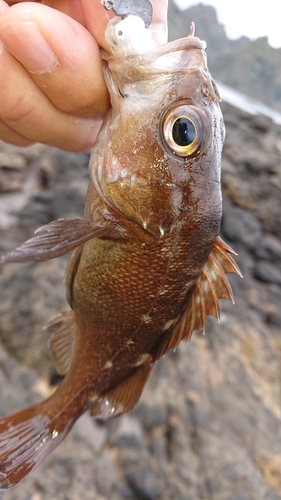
left=0, top=4, right=281, bottom=500
left=168, top=2, right=281, bottom=111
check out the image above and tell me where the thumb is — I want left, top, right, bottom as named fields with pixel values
left=0, top=3, right=110, bottom=118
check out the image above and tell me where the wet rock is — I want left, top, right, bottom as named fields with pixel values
left=221, top=103, right=281, bottom=237
left=118, top=448, right=158, bottom=500
left=254, top=260, right=281, bottom=284
left=265, top=286, right=281, bottom=327
left=73, top=413, right=108, bottom=453
left=222, top=199, right=262, bottom=250
left=256, top=234, right=281, bottom=260
left=135, top=401, right=169, bottom=430
left=110, top=414, right=144, bottom=448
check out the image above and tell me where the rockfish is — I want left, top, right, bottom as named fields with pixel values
left=0, top=16, right=241, bottom=489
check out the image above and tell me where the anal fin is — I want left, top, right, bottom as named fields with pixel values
left=155, top=236, right=242, bottom=357
left=0, top=218, right=120, bottom=264
left=45, top=311, right=76, bottom=376
left=90, top=357, right=153, bottom=419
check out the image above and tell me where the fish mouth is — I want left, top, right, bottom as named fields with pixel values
left=102, top=33, right=209, bottom=82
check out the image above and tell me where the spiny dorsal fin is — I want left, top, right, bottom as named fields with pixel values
left=90, top=357, right=152, bottom=419
left=0, top=219, right=120, bottom=264
left=45, top=311, right=76, bottom=375
left=155, top=236, right=242, bottom=358
left=212, top=236, right=242, bottom=277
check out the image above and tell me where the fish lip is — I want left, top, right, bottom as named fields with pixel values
left=102, top=34, right=209, bottom=95
left=102, top=35, right=206, bottom=62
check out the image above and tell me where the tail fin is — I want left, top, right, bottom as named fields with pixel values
left=0, top=401, right=75, bottom=489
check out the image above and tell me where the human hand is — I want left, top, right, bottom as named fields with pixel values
left=0, top=0, right=168, bottom=151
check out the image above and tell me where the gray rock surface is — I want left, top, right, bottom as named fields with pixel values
left=0, top=102, right=281, bottom=499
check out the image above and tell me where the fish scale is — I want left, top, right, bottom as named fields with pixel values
left=0, top=14, right=241, bottom=489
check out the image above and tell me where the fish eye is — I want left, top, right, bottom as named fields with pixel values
left=172, top=117, right=196, bottom=147
left=161, top=103, right=206, bottom=158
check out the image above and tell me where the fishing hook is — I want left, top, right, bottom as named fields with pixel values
left=102, top=0, right=153, bottom=28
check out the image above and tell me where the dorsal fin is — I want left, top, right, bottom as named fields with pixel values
left=45, top=311, right=76, bottom=375
left=155, top=236, right=242, bottom=358
left=90, top=356, right=153, bottom=419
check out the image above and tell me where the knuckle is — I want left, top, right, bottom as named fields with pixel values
left=4, top=92, right=37, bottom=125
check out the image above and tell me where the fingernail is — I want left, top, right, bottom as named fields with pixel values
left=0, top=21, right=59, bottom=74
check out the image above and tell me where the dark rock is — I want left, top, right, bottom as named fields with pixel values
left=221, top=103, right=281, bottom=237
left=265, top=286, right=281, bottom=327
left=256, top=234, right=281, bottom=260
left=119, top=450, right=158, bottom=500
left=254, top=260, right=281, bottom=284
left=221, top=199, right=262, bottom=250
left=168, top=2, right=281, bottom=112
left=110, top=414, right=144, bottom=448
left=135, top=402, right=169, bottom=430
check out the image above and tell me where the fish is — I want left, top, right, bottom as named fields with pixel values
left=0, top=15, right=241, bottom=489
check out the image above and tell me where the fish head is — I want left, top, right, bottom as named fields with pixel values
left=90, top=29, right=225, bottom=238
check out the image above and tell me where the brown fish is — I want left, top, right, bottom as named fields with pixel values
left=0, top=19, right=241, bottom=489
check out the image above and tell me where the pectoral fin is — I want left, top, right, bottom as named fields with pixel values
left=45, top=310, right=76, bottom=376
left=0, top=219, right=120, bottom=264
left=156, top=236, right=242, bottom=358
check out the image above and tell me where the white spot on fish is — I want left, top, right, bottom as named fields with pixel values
left=104, top=360, right=113, bottom=369
left=134, top=353, right=150, bottom=367
left=142, top=314, right=152, bottom=324
left=159, top=226, right=165, bottom=237
left=163, top=319, right=176, bottom=331
left=121, top=168, right=128, bottom=178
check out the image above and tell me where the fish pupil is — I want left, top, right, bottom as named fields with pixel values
left=172, top=117, right=196, bottom=147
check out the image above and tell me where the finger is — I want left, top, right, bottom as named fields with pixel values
left=150, top=0, right=168, bottom=44
left=0, top=119, right=34, bottom=147
left=0, top=0, right=8, bottom=15
left=0, top=3, right=110, bottom=119
left=80, top=0, right=168, bottom=48
left=0, top=44, right=102, bottom=151
left=6, top=1, right=88, bottom=27
left=5, top=0, right=41, bottom=4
